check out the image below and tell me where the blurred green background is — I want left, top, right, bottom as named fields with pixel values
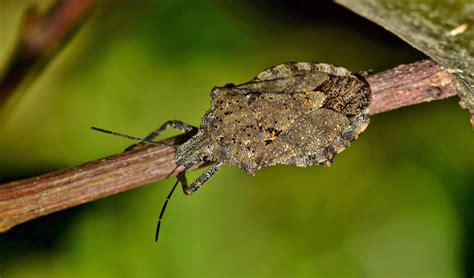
left=1, top=0, right=473, bottom=277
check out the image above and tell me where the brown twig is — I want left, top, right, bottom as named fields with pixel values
left=0, top=0, right=95, bottom=115
left=366, top=60, right=457, bottom=114
left=0, top=59, right=458, bottom=232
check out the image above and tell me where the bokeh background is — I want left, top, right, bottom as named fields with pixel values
left=1, top=0, right=473, bottom=277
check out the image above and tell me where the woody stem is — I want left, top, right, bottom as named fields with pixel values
left=0, top=59, right=459, bottom=232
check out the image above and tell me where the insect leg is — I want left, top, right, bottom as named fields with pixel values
left=126, top=120, right=198, bottom=151
left=177, top=163, right=223, bottom=195
left=144, top=120, right=198, bottom=141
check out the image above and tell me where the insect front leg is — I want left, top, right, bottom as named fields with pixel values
left=126, top=120, right=198, bottom=151
left=177, top=163, right=223, bottom=195
left=144, top=120, right=198, bottom=141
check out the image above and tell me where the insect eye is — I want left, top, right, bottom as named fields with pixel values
left=224, top=83, right=235, bottom=88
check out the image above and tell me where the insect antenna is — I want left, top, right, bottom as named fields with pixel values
left=91, top=127, right=172, bottom=146
left=155, top=179, right=180, bottom=242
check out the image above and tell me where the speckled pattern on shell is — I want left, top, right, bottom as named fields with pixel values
left=175, top=62, right=370, bottom=175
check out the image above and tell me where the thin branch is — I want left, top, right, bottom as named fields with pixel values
left=0, top=59, right=458, bottom=232
left=0, top=0, right=95, bottom=116
left=366, top=59, right=457, bottom=114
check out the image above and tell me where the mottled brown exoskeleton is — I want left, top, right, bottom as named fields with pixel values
left=141, top=62, right=370, bottom=196
left=93, top=62, right=371, bottom=241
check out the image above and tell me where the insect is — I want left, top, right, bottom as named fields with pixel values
left=93, top=62, right=371, bottom=241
